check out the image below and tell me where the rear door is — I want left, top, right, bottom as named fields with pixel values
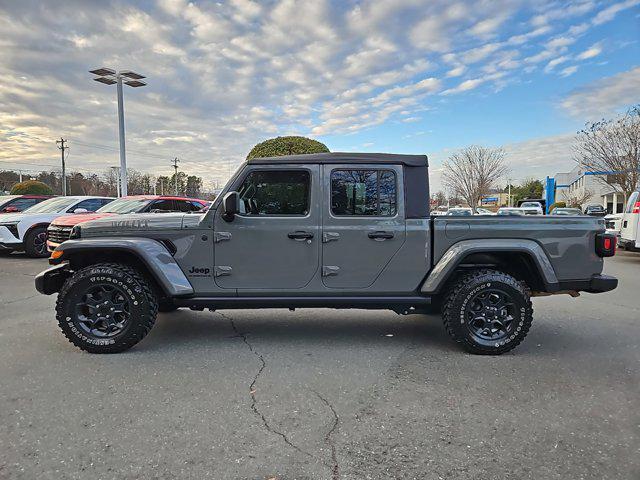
left=213, top=165, right=320, bottom=290
left=321, top=164, right=406, bottom=289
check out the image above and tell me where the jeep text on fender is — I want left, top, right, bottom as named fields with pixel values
left=34, top=152, right=618, bottom=354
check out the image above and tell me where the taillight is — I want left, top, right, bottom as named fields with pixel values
left=632, top=201, right=640, bottom=214
left=596, top=233, right=616, bottom=257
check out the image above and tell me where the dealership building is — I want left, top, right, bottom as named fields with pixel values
left=544, top=164, right=626, bottom=214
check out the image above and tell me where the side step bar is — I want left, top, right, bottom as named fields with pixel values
left=174, top=296, right=431, bottom=311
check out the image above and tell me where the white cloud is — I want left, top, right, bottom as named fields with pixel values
left=576, top=43, right=602, bottom=60
left=561, top=66, right=640, bottom=119
left=441, top=78, right=485, bottom=95
left=592, top=0, right=640, bottom=25
left=559, top=65, right=579, bottom=77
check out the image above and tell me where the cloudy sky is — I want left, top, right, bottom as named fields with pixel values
left=1, top=0, right=639, bottom=191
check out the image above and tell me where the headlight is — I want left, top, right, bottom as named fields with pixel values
left=69, top=225, right=82, bottom=239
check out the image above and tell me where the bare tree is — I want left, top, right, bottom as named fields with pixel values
left=574, top=105, right=640, bottom=205
left=562, top=188, right=594, bottom=208
left=442, top=145, right=509, bottom=211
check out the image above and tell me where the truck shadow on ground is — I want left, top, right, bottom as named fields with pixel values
left=138, top=310, right=454, bottom=352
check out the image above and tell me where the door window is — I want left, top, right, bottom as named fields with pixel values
left=149, top=199, right=176, bottom=212
left=70, top=198, right=104, bottom=212
left=331, top=169, right=396, bottom=216
left=176, top=200, right=204, bottom=212
left=238, top=170, right=310, bottom=215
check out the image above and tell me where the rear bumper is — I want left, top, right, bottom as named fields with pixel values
left=35, top=263, right=72, bottom=295
left=550, top=274, right=618, bottom=294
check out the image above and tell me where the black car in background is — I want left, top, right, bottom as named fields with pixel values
left=584, top=204, right=607, bottom=216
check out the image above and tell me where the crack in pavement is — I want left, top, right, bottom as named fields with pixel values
left=221, top=312, right=315, bottom=459
left=3, top=293, right=40, bottom=305
left=312, top=390, right=340, bottom=480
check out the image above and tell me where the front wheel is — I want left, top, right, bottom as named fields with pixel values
left=24, top=226, right=49, bottom=258
left=56, top=263, right=158, bottom=353
left=442, top=269, right=533, bottom=355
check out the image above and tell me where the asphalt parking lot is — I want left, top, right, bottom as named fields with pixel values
left=0, top=252, right=638, bottom=480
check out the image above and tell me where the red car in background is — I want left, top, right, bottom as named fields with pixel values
left=0, top=195, right=55, bottom=213
left=47, top=195, right=208, bottom=251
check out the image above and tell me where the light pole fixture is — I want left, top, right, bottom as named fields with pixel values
left=89, top=67, right=147, bottom=197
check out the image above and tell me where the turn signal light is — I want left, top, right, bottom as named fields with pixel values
left=595, top=233, right=616, bottom=257
left=50, top=250, right=64, bottom=260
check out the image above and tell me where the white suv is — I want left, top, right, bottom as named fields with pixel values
left=619, top=191, right=639, bottom=252
left=519, top=201, right=544, bottom=215
left=0, top=196, right=114, bottom=257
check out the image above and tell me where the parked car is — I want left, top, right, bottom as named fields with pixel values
left=604, top=213, right=622, bottom=236
left=36, top=152, right=617, bottom=355
left=431, top=205, right=449, bottom=216
left=618, top=190, right=639, bottom=251
left=584, top=204, right=607, bottom=217
left=46, top=195, right=209, bottom=252
left=474, top=207, right=495, bottom=215
left=497, top=207, right=525, bottom=216
left=0, top=196, right=114, bottom=257
left=446, top=207, right=473, bottom=216
left=550, top=207, right=583, bottom=216
left=0, top=194, right=54, bottom=213
left=519, top=201, right=544, bottom=215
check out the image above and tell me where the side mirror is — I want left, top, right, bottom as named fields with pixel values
left=73, top=208, right=89, bottom=214
left=222, top=191, right=239, bottom=222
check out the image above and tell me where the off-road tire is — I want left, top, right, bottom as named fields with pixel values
left=442, top=269, right=533, bottom=355
left=56, top=263, right=158, bottom=353
left=24, top=226, right=48, bottom=258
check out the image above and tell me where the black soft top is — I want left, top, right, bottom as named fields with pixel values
left=247, top=152, right=428, bottom=167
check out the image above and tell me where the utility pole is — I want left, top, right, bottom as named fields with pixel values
left=56, top=138, right=67, bottom=195
left=172, top=157, right=180, bottom=195
left=17, top=170, right=23, bottom=182
left=507, top=178, right=513, bottom=207
left=110, top=166, right=120, bottom=197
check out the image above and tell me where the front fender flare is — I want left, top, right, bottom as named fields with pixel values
left=421, top=239, right=558, bottom=294
left=51, top=237, right=194, bottom=297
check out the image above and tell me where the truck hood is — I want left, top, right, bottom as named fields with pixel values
left=51, top=212, right=116, bottom=227
left=80, top=212, right=190, bottom=236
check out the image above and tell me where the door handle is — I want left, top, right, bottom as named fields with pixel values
left=288, top=231, right=314, bottom=241
left=368, top=231, right=394, bottom=240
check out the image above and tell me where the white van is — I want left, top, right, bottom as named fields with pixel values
left=618, top=190, right=639, bottom=251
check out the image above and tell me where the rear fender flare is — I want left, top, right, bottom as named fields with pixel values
left=53, top=237, right=194, bottom=297
left=421, top=239, right=558, bottom=294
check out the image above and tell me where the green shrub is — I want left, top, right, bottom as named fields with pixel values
left=10, top=180, right=53, bottom=195
left=548, top=201, right=566, bottom=212
left=247, top=136, right=329, bottom=160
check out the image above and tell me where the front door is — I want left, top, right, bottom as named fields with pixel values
left=321, top=164, right=406, bottom=289
left=213, top=165, right=320, bottom=290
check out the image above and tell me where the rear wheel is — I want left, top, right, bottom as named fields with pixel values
left=56, top=263, right=158, bottom=353
left=24, top=226, right=48, bottom=258
left=442, top=269, right=533, bottom=355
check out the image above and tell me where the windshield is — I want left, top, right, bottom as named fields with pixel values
left=97, top=198, right=151, bottom=214
left=0, top=195, right=19, bottom=207
left=521, top=202, right=540, bottom=207
left=22, top=196, right=78, bottom=214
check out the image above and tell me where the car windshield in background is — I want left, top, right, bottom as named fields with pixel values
left=97, top=198, right=151, bottom=214
left=21, top=197, right=78, bottom=214
left=521, top=202, right=541, bottom=208
left=0, top=196, right=19, bottom=207
left=498, top=208, right=524, bottom=216
left=446, top=209, right=472, bottom=216
left=552, top=208, right=582, bottom=215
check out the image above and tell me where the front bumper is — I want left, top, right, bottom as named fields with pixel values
left=35, top=263, right=72, bottom=295
left=551, top=274, right=618, bottom=294
left=0, top=226, right=22, bottom=251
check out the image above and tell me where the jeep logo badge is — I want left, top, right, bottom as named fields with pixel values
left=188, top=266, right=211, bottom=276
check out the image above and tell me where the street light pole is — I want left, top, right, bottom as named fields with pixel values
left=116, top=75, right=128, bottom=196
left=90, top=68, right=146, bottom=199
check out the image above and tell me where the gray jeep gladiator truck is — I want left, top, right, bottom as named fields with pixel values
left=35, top=153, right=618, bottom=354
